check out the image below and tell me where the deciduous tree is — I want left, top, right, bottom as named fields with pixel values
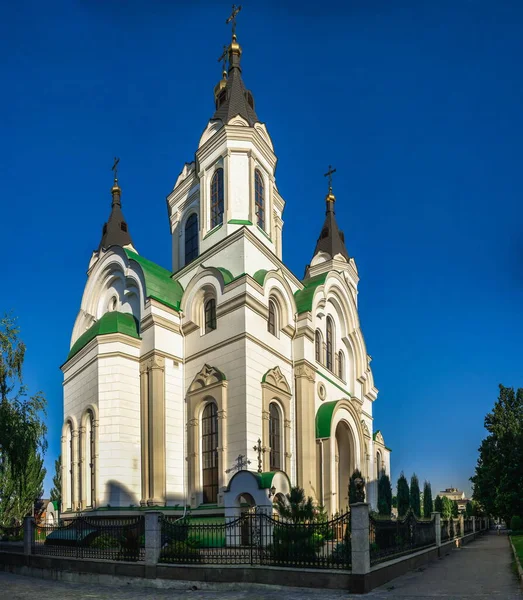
left=0, top=314, right=47, bottom=525
left=471, top=384, right=523, bottom=525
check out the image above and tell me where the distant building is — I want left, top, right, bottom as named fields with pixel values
left=439, top=487, right=469, bottom=512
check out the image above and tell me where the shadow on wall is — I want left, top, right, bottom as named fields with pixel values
left=103, top=481, right=187, bottom=508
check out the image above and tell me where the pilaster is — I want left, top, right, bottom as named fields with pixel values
left=294, top=360, right=317, bottom=501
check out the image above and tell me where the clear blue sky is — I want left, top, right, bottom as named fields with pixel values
left=1, top=0, right=522, bottom=499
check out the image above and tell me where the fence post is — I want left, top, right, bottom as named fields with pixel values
left=145, top=511, right=162, bottom=566
left=350, top=502, right=370, bottom=576
left=472, top=516, right=476, bottom=536
left=432, top=512, right=441, bottom=547
left=23, top=516, right=34, bottom=556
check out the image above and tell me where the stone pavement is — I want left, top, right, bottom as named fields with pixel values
left=367, top=532, right=522, bottom=599
left=1, top=533, right=521, bottom=599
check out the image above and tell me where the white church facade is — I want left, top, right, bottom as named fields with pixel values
left=60, top=26, right=390, bottom=518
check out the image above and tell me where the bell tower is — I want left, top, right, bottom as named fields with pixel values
left=167, top=9, right=285, bottom=273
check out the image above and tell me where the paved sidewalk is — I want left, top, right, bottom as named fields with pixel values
left=1, top=533, right=521, bottom=599
left=367, top=532, right=522, bottom=599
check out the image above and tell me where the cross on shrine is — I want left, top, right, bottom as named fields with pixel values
left=111, top=157, right=120, bottom=182
left=225, top=4, right=242, bottom=37
left=225, top=454, right=251, bottom=474
left=253, top=438, right=266, bottom=473
left=324, top=164, right=336, bottom=192
left=218, top=44, right=228, bottom=74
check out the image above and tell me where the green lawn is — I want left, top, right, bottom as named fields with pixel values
left=511, top=535, right=523, bottom=565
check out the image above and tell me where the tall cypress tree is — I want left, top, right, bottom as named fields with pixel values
left=377, top=473, right=392, bottom=516
left=452, top=500, right=459, bottom=517
left=434, top=495, right=443, bottom=514
left=49, top=456, right=61, bottom=505
left=397, top=472, right=410, bottom=517
left=410, top=474, right=421, bottom=517
left=423, top=481, right=433, bottom=518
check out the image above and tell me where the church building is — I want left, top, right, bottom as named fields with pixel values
left=60, top=19, right=391, bottom=518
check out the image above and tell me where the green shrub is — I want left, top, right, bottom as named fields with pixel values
left=90, top=533, right=120, bottom=549
left=160, top=540, right=201, bottom=562
left=510, top=516, right=522, bottom=531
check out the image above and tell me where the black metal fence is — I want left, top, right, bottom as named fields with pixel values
left=159, top=511, right=351, bottom=569
left=369, top=512, right=436, bottom=566
left=32, top=516, right=145, bottom=561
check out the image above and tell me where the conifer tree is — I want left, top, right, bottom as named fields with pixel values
left=397, top=472, right=410, bottom=517
left=349, top=469, right=365, bottom=504
left=377, top=473, right=392, bottom=516
left=410, top=474, right=421, bottom=517
left=452, top=499, right=459, bottom=517
left=434, top=495, right=443, bottom=514
left=49, top=456, right=61, bottom=505
left=423, top=481, right=433, bottom=518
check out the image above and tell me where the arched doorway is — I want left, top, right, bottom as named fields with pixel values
left=335, top=421, right=354, bottom=513
left=237, top=492, right=256, bottom=545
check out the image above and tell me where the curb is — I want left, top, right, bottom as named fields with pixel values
left=509, top=536, right=523, bottom=589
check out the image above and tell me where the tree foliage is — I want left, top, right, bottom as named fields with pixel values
left=0, top=314, right=47, bottom=524
left=0, top=452, right=45, bottom=525
left=410, top=474, right=421, bottom=517
left=49, top=456, right=61, bottom=505
left=423, top=481, right=433, bottom=518
left=397, top=472, right=410, bottom=517
left=452, top=500, right=459, bottom=518
left=434, top=495, right=443, bottom=514
left=349, top=469, right=365, bottom=504
left=441, top=496, right=453, bottom=520
left=377, top=473, right=392, bottom=516
left=470, top=384, right=523, bottom=525
left=275, top=486, right=315, bottom=523
left=465, top=502, right=473, bottom=517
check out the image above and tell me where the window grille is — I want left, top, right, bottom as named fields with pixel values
left=184, top=213, right=199, bottom=264
left=255, top=169, right=265, bottom=230
left=205, top=298, right=217, bottom=333
left=211, top=169, right=224, bottom=229
left=269, top=403, right=281, bottom=471
left=202, top=403, right=219, bottom=503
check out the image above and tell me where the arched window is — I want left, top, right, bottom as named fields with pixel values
left=326, top=317, right=334, bottom=371
left=268, top=299, right=277, bottom=336
left=315, top=330, right=322, bottom=363
left=184, top=213, right=199, bottom=264
left=269, top=403, right=281, bottom=471
left=86, top=410, right=95, bottom=507
left=204, top=298, right=217, bottom=333
left=376, top=451, right=382, bottom=478
left=255, top=169, right=265, bottom=230
left=67, top=422, right=73, bottom=510
left=202, top=403, right=219, bottom=503
left=210, top=168, right=224, bottom=229
left=338, top=350, right=344, bottom=380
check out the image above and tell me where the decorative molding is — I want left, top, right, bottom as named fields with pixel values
left=188, top=363, right=226, bottom=393
left=294, top=362, right=316, bottom=382
left=361, top=420, right=371, bottom=438
left=262, top=366, right=291, bottom=395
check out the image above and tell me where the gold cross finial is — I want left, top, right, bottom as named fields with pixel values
left=218, top=44, right=228, bottom=76
left=324, top=164, right=336, bottom=193
left=226, top=4, right=242, bottom=38
left=111, top=157, right=120, bottom=184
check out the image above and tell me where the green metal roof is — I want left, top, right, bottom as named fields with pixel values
left=125, top=249, right=183, bottom=312
left=253, top=269, right=268, bottom=286
left=316, top=400, right=339, bottom=438
left=294, top=273, right=328, bottom=314
left=66, top=311, right=140, bottom=361
left=216, top=267, right=234, bottom=284
left=255, top=472, right=277, bottom=489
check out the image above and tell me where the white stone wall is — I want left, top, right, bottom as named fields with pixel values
left=97, top=347, right=141, bottom=507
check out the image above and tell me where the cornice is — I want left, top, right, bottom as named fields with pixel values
left=141, top=312, right=181, bottom=335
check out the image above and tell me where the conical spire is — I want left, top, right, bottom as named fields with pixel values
left=212, top=7, right=258, bottom=126
left=310, top=167, right=349, bottom=262
left=98, top=159, right=134, bottom=251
